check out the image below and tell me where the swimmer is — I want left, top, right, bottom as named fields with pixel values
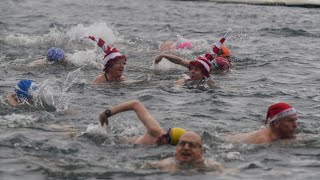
left=99, top=100, right=187, bottom=145
left=155, top=30, right=232, bottom=73
left=159, top=40, right=193, bottom=51
left=6, top=79, right=38, bottom=106
left=28, top=47, right=70, bottom=67
left=150, top=131, right=226, bottom=173
left=174, top=56, right=214, bottom=87
left=85, top=36, right=127, bottom=84
left=226, top=102, right=298, bottom=144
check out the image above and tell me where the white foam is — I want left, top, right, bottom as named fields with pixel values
left=4, top=22, right=117, bottom=48
left=67, top=49, right=101, bottom=67
left=66, top=21, right=117, bottom=43
left=0, top=113, right=38, bottom=128
left=85, top=123, right=109, bottom=135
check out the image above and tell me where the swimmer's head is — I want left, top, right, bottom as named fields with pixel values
left=47, top=47, right=65, bottom=63
left=166, top=127, right=187, bottom=145
left=177, top=42, right=193, bottom=49
left=189, top=57, right=212, bottom=78
left=102, top=48, right=127, bottom=73
left=212, top=57, right=231, bottom=71
left=265, top=102, right=297, bottom=124
left=220, top=45, right=231, bottom=58
left=14, top=79, right=37, bottom=101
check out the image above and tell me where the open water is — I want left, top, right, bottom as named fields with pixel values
left=0, top=0, right=320, bottom=179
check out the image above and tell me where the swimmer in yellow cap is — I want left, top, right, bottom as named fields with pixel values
left=99, top=100, right=187, bottom=145
left=149, top=131, right=237, bottom=173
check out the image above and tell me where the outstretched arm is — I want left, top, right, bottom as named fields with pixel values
left=154, top=54, right=190, bottom=68
left=99, top=100, right=165, bottom=138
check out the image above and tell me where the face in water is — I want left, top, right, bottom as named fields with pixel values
left=175, top=132, right=204, bottom=164
left=109, top=58, right=125, bottom=76
left=276, top=114, right=298, bottom=138
left=189, top=65, right=204, bottom=80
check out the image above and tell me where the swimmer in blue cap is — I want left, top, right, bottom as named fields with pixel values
left=29, top=47, right=69, bottom=67
left=6, top=79, right=38, bottom=106
left=99, top=100, right=187, bottom=145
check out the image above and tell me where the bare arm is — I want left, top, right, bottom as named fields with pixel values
left=6, top=94, right=19, bottom=107
left=99, top=100, right=165, bottom=138
left=28, top=59, right=48, bottom=67
left=154, top=54, right=190, bottom=68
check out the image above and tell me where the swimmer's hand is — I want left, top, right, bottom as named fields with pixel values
left=154, top=54, right=164, bottom=64
left=99, top=108, right=111, bottom=126
left=99, top=112, right=109, bottom=126
left=85, top=36, right=105, bottom=47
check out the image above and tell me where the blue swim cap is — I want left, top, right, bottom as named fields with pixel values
left=14, top=80, right=37, bottom=100
left=47, top=47, right=65, bottom=62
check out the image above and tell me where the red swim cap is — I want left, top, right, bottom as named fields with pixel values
left=213, top=57, right=230, bottom=71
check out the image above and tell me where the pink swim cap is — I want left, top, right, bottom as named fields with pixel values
left=177, top=42, right=193, bottom=49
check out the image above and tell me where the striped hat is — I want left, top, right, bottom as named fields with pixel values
left=205, top=29, right=232, bottom=61
left=87, top=36, right=126, bottom=72
left=265, top=102, right=297, bottom=124
left=189, top=56, right=212, bottom=78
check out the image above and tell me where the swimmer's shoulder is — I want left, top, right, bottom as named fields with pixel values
left=152, top=157, right=176, bottom=171
left=92, top=74, right=106, bottom=84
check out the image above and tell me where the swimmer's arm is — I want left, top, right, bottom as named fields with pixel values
left=28, top=59, right=48, bottom=67
left=6, top=94, right=19, bottom=107
left=100, top=100, right=164, bottom=137
left=154, top=54, right=190, bottom=68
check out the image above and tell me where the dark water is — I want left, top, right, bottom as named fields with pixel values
left=1, top=0, right=320, bottom=179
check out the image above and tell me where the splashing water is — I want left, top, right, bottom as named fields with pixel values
left=67, top=49, right=101, bottom=67
left=0, top=113, right=39, bottom=128
left=67, top=22, right=117, bottom=43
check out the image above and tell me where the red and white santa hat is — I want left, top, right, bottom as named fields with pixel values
left=205, top=29, right=232, bottom=61
left=265, top=102, right=297, bottom=124
left=189, top=56, right=212, bottom=78
left=87, top=36, right=126, bottom=70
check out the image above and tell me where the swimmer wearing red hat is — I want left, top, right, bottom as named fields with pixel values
left=85, top=36, right=127, bottom=84
left=226, top=102, right=298, bottom=144
left=99, top=99, right=187, bottom=145
left=155, top=30, right=232, bottom=74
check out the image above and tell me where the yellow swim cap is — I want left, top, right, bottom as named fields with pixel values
left=167, top=127, right=186, bottom=145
